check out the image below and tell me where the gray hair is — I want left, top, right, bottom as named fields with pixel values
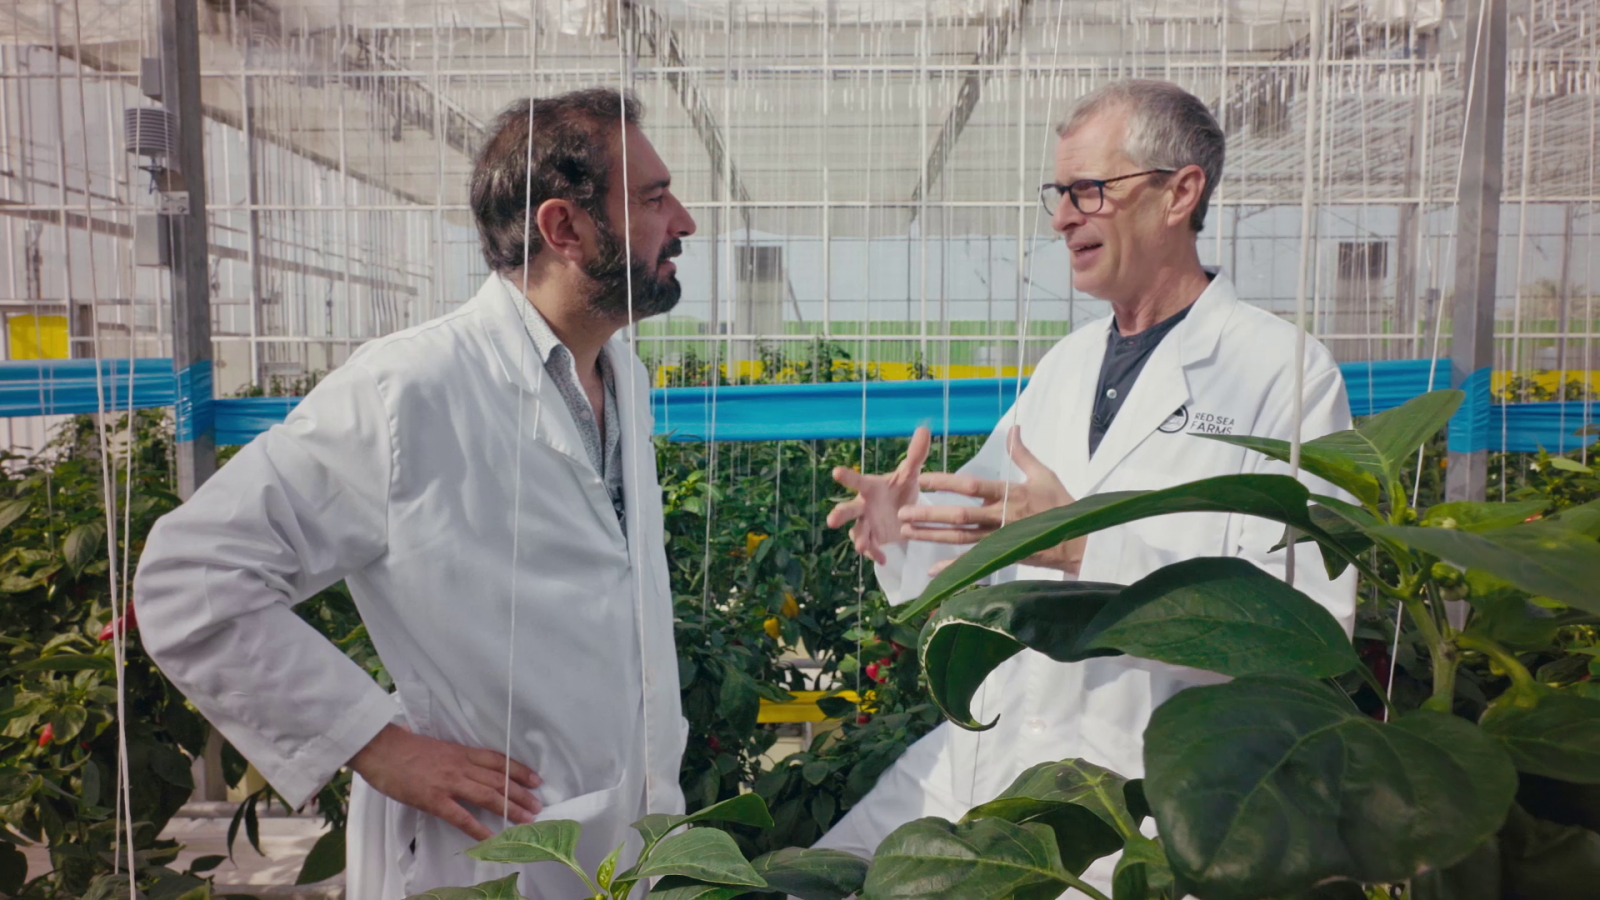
left=1056, top=80, right=1225, bottom=233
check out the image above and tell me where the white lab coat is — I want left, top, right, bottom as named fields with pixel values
left=135, top=275, right=686, bottom=899
left=813, top=272, right=1358, bottom=892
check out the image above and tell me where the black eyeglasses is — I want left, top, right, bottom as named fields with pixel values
left=1039, top=169, right=1175, bottom=216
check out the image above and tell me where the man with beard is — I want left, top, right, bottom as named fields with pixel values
left=135, top=89, right=697, bottom=899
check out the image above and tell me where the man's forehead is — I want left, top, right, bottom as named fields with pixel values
left=1056, top=114, right=1131, bottom=177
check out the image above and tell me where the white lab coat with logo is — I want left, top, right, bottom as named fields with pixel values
left=135, top=275, right=686, bottom=899
left=813, top=272, right=1358, bottom=892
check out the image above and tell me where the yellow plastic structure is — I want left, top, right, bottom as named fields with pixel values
left=757, top=690, right=861, bottom=724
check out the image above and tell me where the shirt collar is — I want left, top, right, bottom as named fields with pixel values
left=500, top=273, right=566, bottom=367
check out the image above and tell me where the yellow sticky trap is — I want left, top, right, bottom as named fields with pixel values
left=757, top=690, right=862, bottom=724
left=9, top=314, right=69, bottom=360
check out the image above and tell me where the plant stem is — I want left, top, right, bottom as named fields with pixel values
left=1456, top=633, right=1540, bottom=700
left=1398, top=586, right=1457, bottom=712
left=1060, top=873, right=1114, bottom=900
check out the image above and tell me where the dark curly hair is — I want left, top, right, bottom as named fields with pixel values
left=470, top=88, right=642, bottom=272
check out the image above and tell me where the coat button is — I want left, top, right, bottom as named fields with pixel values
left=1105, top=388, right=1118, bottom=399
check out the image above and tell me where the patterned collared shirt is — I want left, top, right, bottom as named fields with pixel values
left=514, top=289, right=626, bottom=529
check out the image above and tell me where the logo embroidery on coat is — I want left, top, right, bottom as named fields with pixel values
left=1188, top=411, right=1235, bottom=435
left=1158, top=406, right=1189, bottom=434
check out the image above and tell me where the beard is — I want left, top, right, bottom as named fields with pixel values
left=582, top=220, right=683, bottom=321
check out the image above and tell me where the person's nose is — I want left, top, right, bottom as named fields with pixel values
left=669, top=192, right=696, bottom=238
left=1052, top=193, right=1084, bottom=235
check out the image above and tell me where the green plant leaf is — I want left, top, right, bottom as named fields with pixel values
left=1204, top=390, right=1464, bottom=505
left=7, top=653, right=113, bottom=674
left=1479, top=685, right=1600, bottom=783
left=630, top=828, right=766, bottom=888
left=718, top=665, right=761, bottom=735
left=962, top=759, right=1135, bottom=875
left=1201, top=434, right=1382, bottom=507
left=862, top=817, right=1091, bottom=900
left=403, top=874, right=524, bottom=900
left=0, top=499, right=31, bottom=535
left=597, top=841, right=623, bottom=890
left=899, top=473, right=1351, bottom=621
left=467, top=820, right=582, bottom=869
left=919, top=558, right=1359, bottom=728
left=1414, top=803, right=1600, bottom=900
left=1547, top=457, right=1594, bottom=473
left=0, top=840, right=25, bottom=896
left=1422, top=500, right=1548, bottom=532
left=1372, top=514, right=1600, bottom=614
left=748, top=847, right=869, bottom=900
left=1111, top=836, right=1172, bottom=900
left=63, top=520, right=105, bottom=577
left=295, top=828, right=345, bottom=884
left=1144, top=675, right=1517, bottom=898
left=645, top=877, right=744, bottom=899
left=1517, top=773, right=1600, bottom=832
left=631, top=792, right=776, bottom=848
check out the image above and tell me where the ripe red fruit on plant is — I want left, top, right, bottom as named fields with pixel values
left=864, top=662, right=883, bottom=683
left=855, top=714, right=871, bottom=725
left=38, top=723, right=53, bottom=746
left=97, top=603, right=138, bottom=641
left=707, top=736, right=722, bottom=753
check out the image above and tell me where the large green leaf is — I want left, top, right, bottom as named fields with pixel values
left=631, top=792, right=776, bottom=848
left=1414, top=803, right=1600, bottom=900
left=1372, top=515, right=1600, bottom=614
left=646, top=878, right=744, bottom=900
left=963, top=759, right=1137, bottom=876
left=1201, top=435, right=1381, bottom=508
left=403, top=874, right=524, bottom=900
left=630, top=828, right=766, bottom=888
left=1422, top=500, right=1548, bottom=533
left=861, top=817, right=1094, bottom=900
left=1111, top=836, right=1173, bottom=900
left=919, top=579, right=1118, bottom=729
left=1479, top=686, right=1600, bottom=783
left=0, top=499, right=31, bottom=535
left=919, top=558, right=1360, bottom=728
left=1517, top=773, right=1600, bottom=832
left=1144, top=676, right=1517, bottom=898
left=1203, top=390, right=1464, bottom=506
left=899, top=474, right=1353, bottom=621
left=747, top=848, right=869, bottom=900
left=295, top=828, right=345, bottom=884
left=467, top=821, right=582, bottom=875
left=63, top=520, right=105, bottom=577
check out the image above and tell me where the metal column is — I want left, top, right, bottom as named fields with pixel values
left=157, top=0, right=216, bottom=498
left=1446, top=0, right=1508, bottom=502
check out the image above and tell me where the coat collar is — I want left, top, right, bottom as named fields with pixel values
left=1079, top=268, right=1239, bottom=492
left=477, top=274, right=654, bottom=545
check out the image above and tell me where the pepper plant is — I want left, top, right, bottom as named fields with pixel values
left=402, top=793, right=869, bottom=900
left=868, top=389, right=1600, bottom=898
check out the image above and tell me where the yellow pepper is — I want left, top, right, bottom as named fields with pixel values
left=780, top=592, right=798, bottom=618
left=763, top=617, right=782, bottom=640
left=745, top=532, right=769, bottom=557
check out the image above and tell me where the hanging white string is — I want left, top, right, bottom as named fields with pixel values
left=614, top=0, right=657, bottom=822
left=1286, top=0, right=1326, bottom=589
left=500, top=67, right=548, bottom=828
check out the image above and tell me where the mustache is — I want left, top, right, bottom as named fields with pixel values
left=658, top=239, right=682, bottom=264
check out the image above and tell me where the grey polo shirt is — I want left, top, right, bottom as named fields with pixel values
left=515, top=295, right=626, bottom=529
left=1088, top=302, right=1194, bottom=457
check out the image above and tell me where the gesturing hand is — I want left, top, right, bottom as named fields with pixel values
left=900, top=426, right=1085, bottom=574
left=349, top=723, right=542, bottom=841
left=827, top=426, right=933, bottom=565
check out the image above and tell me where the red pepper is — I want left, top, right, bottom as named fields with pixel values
left=97, top=603, right=137, bottom=641
left=707, top=736, right=722, bottom=753
left=855, top=714, right=871, bottom=725
left=38, top=723, right=54, bottom=746
left=864, top=662, right=882, bottom=683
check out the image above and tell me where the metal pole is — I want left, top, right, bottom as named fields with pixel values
left=1446, top=0, right=1507, bottom=502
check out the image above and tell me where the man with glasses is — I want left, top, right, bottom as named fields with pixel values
left=819, top=80, right=1357, bottom=892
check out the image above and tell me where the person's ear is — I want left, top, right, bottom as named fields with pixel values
left=1165, top=164, right=1207, bottom=230
left=534, top=199, right=592, bottom=264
